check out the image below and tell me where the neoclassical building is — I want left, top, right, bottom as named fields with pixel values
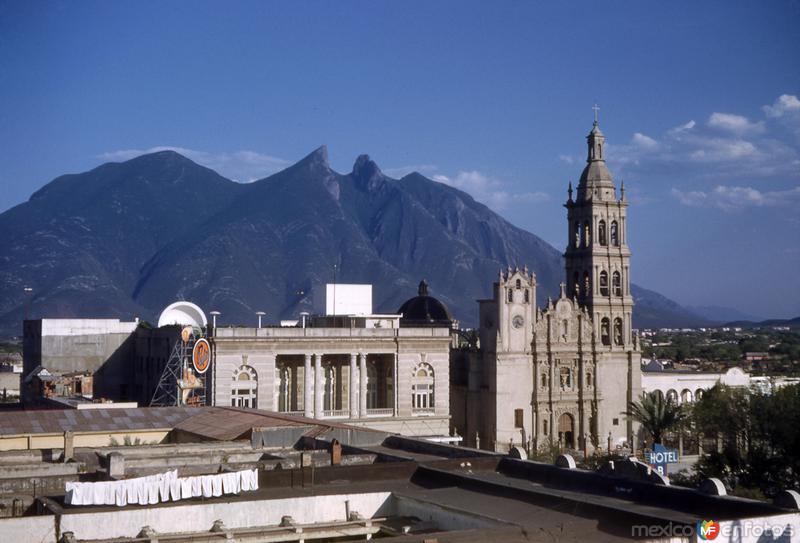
left=451, top=120, right=643, bottom=453
left=210, top=282, right=454, bottom=437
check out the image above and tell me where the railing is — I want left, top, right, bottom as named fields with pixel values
left=365, top=408, right=394, bottom=417
left=278, top=410, right=305, bottom=416
left=322, top=409, right=349, bottom=418
left=412, top=407, right=436, bottom=416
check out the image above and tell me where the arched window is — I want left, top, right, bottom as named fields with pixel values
left=666, top=389, right=678, bottom=404
left=562, top=319, right=568, bottom=337
left=583, top=271, right=591, bottom=296
left=574, top=221, right=581, bottom=248
left=695, top=388, right=705, bottom=400
left=524, top=289, right=530, bottom=303
left=600, top=318, right=611, bottom=346
left=598, top=220, right=607, bottom=246
left=586, top=371, right=593, bottom=387
left=681, top=389, right=693, bottom=403
left=515, top=279, right=521, bottom=289
left=583, top=221, right=591, bottom=247
left=559, top=367, right=572, bottom=388
left=231, top=366, right=258, bottom=408
left=507, top=288, right=513, bottom=303
left=599, top=271, right=609, bottom=296
left=613, top=318, right=623, bottom=346
left=612, top=271, right=622, bottom=296
left=412, top=363, right=434, bottom=412
left=610, top=221, right=619, bottom=246
left=541, top=373, right=547, bottom=388
left=573, top=271, right=580, bottom=296
left=543, top=419, right=549, bottom=436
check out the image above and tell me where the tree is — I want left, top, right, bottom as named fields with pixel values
left=625, top=391, right=689, bottom=445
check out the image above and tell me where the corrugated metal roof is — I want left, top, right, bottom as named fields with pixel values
left=0, top=407, right=199, bottom=436
left=0, top=406, right=371, bottom=441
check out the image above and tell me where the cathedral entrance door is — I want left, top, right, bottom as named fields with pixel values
left=558, top=413, right=575, bottom=449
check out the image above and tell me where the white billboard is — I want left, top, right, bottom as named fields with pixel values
left=325, top=284, right=372, bottom=316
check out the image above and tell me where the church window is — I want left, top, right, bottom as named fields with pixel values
left=507, top=288, right=513, bottom=303
left=573, top=272, right=580, bottom=296
left=524, top=289, right=530, bottom=303
left=599, top=271, right=609, bottom=296
left=559, top=367, right=572, bottom=388
left=610, top=221, right=619, bottom=246
left=583, top=221, right=591, bottom=247
left=231, top=365, right=258, bottom=408
left=514, top=409, right=524, bottom=428
left=586, top=371, right=593, bottom=387
left=541, top=373, right=547, bottom=388
left=574, top=221, right=581, bottom=248
left=516, top=279, right=521, bottom=289
left=543, top=419, right=549, bottom=436
left=583, top=272, right=591, bottom=296
left=562, top=319, right=568, bottom=337
left=612, top=272, right=622, bottom=296
left=412, top=363, right=435, bottom=412
left=613, top=318, right=623, bottom=346
left=598, top=220, right=607, bottom=246
left=612, top=418, right=619, bottom=426
left=600, top=318, right=611, bottom=346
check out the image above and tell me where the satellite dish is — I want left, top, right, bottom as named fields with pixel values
left=157, top=301, right=208, bottom=329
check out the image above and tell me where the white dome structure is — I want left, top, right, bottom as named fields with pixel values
left=157, top=301, right=208, bottom=329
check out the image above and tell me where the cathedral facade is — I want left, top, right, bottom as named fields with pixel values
left=450, top=120, right=642, bottom=453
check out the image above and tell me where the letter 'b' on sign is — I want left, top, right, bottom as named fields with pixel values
left=192, top=338, right=211, bottom=374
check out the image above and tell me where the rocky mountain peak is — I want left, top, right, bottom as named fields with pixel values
left=351, top=154, right=385, bottom=191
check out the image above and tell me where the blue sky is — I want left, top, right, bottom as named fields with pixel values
left=1, top=1, right=798, bottom=318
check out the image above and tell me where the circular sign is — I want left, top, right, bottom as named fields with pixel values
left=192, top=338, right=211, bottom=374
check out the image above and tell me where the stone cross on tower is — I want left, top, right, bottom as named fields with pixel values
left=592, top=103, right=600, bottom=124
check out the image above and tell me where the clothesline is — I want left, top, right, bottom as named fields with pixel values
left=65, top=468, right=258, bottom=506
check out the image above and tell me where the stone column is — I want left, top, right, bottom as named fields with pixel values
left=359, top=353, right=368, bottom=417
left=314, top=354, right=323, bottom=419
left=393, top=352, right=399, bottom=416
left=349, top=353, right=358, bottom=419
left=303, top=354, right=313, bottom=418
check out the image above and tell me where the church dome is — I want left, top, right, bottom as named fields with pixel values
left=578, top=160, right=615, bottom=188
left=398, top=280, right=453, bottom=327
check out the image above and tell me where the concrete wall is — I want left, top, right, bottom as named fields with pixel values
left=59, top=492, right=392, bottom=541
left=0, top=430, right=170, bottom=452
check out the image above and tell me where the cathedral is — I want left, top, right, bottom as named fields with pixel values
left=450, top=118, right=643, bottom=453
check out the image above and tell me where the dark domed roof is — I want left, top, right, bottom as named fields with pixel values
left=398, top=280, right=453, bottom=327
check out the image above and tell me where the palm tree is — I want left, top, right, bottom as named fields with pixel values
left=626, top=391, right=689, bottom=445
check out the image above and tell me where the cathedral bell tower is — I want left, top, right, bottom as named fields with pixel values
left=564, top=113, right=635, bottom=350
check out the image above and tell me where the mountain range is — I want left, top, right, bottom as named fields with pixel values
left=0, top=147, right=712, bottom=336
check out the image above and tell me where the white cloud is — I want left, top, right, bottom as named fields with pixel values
left=668, top=120, right=696, bottom=134
left=671, top=185, right=800, bottom=211
left=432, top=170, right=549, bottom=210
left=98, top=146, right=290, bottom=182
left=688, top=138, right=759, bottom=162
left=708, top=112, right=765, bottom=135
left=632, top=132, right=658, bottom=149
left=763, top=94, right=800, bottom=118
left=558, top=154, right=576, bottom=164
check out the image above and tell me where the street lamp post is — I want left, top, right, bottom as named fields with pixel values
left=255, top=311, right=265, bottom=329
left=209, top=311, right=221, bottom=337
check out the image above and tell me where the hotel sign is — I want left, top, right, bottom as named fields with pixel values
left=646, top=443, right=679, bottom=475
